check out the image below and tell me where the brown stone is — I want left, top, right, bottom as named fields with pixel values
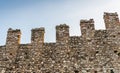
left=0, top=12, right=120, bottom=73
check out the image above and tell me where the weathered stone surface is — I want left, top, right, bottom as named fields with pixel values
left=0, top=12, right=120, bottom=73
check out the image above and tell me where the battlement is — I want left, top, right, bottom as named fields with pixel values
left=0, top=12, right=120, bottom=73
left=56, top=24, right=69, bottom=43
left=80, top=19, right=95, bottom=38
left=6, top=28, right=21, bottom=44
left=5, top=28, right=21, bottom=61
left=2, top=12, right=120, bottom=45
left=104, top=12, right=120, bottom=30
left=31, top=27, right=45, bottom=48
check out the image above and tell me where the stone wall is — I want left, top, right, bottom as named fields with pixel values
left=0, top=12, right=120, bottom=73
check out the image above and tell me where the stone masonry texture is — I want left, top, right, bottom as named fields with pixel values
left=0, top=12, right=120, bottom=73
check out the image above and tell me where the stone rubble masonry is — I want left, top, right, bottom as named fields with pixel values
left=80, top=19, right=95, bottom=38
left=0, top=12, right=120, bottom=73
left=56, top=24, right=69, bottom=44
left=104, top=12, right=120, bottom=30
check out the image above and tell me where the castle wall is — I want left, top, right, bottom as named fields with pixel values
left=0, top=12, right=120, bottom=73
left=0, top=46, right=6, bottom=72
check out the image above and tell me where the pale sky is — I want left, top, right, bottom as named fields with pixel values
left=0, top=0, right=120, bottom=45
